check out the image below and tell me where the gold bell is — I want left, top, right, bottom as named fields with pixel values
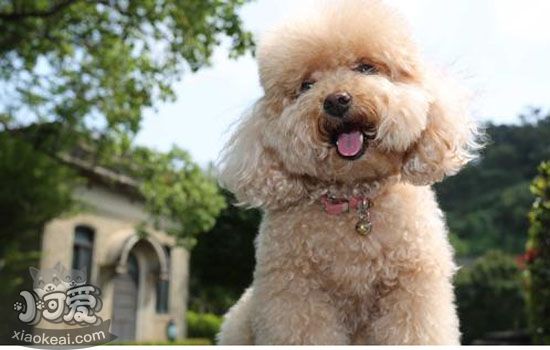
left=355, top=219, right=372, bottom=235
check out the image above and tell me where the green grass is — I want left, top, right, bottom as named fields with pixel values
left=108, top=338, right=212, bottom=345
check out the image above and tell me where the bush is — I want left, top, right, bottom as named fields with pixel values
left=186, top=311, right=222, bottom=343
left=455, top=250, right=526, bottom=344
left=525, top=161, right=550, bottom=344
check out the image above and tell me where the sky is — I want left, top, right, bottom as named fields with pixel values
left=135, top=0, right=550, bottom=166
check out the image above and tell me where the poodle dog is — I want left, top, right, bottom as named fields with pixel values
left=217, top=0, right=479, bottom=345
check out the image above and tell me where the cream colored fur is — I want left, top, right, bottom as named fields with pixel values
left=216, top=0, right=480, bottom=345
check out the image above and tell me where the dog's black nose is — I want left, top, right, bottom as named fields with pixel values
left=323, top=92, right=352, bottom=117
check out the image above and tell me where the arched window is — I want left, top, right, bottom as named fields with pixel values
left=156, top=246, right=170, bottom=313
left=127, top=252, right=139, bottom=286
left=72, top=225, right=95, bottom=281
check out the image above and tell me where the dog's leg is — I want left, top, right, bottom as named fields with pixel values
left=217, top=287, right=255, bottom=344
left=367, top=272, right=460, bottom=345
left=252, top=275, right=349, bottom=345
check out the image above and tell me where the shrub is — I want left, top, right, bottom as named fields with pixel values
left=186, top=311, right=222, bottom=343
left=525, top=161, right=550, bottom=344
left=455, top=250, right=526, bottom=344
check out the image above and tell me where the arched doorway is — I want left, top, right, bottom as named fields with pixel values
left=108, top=234, right=170, bottom=341
left=111, top=252, right=139, bottom=341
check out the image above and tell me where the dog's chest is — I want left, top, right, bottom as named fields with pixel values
left=263, top=201, right=407, bottom=294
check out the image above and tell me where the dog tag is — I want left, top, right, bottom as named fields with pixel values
left=355, top=219, right=372, bottom=235
left=355, top=198, right=373, bottom=235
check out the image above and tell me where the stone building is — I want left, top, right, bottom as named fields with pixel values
left=38, top=155, right=189, bottom=342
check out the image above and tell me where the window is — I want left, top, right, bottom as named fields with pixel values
left=156, top=246, right=171, bottom=313
left=72, top=225, right=95, bottom=281
left=127, top=252, right=139, bottom=286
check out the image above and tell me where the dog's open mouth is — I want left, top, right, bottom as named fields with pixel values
left=332, top=124, right=376, bottom=159
left=335, top=130, right=366, bottom=159
left=326, top=119, right=377, bottom=160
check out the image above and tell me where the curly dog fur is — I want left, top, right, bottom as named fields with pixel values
left=216, top=0, right=480, bottom=345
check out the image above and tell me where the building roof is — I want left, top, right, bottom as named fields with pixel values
left=5, top=121, right=144, bottom=201
left=59, top=152, right=143, bottom=201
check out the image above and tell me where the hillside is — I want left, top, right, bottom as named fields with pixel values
left=436, top=109, right=550, bottom=256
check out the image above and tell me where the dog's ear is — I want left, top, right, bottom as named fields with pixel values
left=217, top=100, right=308, bottom=209
left=401, top=74, right=482, bottom=185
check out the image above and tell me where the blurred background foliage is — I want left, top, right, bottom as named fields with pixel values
left=436, top=108, right=550, bottom=257
left=454, top=250, right=526, bottom=344
left=189, top=189, right=260, bottom=314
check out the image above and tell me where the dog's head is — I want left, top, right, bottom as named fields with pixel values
left=219, top=0, right=480, bottom=209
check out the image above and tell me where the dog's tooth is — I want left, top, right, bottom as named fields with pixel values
left=364, top=130, right=377, bottom=139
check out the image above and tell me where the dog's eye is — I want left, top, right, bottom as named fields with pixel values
left=299, top=80, right=315, bottom=93
left=353, top=63, right=376, bottom=74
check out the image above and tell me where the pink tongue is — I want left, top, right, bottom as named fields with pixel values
left=336, top=131, right=364, bottom=157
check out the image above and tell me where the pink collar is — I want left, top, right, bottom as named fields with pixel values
left=320, top=194, right=370, bottom=215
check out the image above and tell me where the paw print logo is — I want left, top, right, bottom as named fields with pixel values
left=36, top=300, right=45, bottom=310
left=13, top=301, right=23, bottom=312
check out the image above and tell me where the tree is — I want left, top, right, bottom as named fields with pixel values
left=189, top=190, right=260, bottom=314
left=525, top=161, right=550, bottom=344
left=0, top=131, right=79, bottom=341
left=106, top=144, right=227, bottom=248
left=0, top=0, right=253, bottom=139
